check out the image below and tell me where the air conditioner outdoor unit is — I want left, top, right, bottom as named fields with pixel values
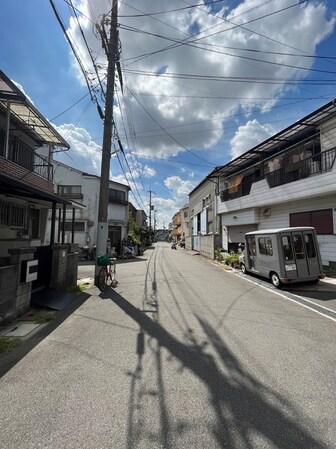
left=263, top=208, right=271, bottom=216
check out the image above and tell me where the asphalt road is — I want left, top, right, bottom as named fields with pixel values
left=0, top=242, right=335, bottom=449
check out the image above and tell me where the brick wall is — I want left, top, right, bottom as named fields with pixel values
left=0, top=157, right=54, bottom=193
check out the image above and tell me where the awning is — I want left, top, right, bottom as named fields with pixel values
left=0, top=172, right=72, bottom=206
left=208, top=99, right=336, bottom=180
left=0, top=70, right=69, bottom=151
left=229, top=175, right=243, bottom=193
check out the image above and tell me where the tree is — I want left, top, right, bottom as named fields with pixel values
left=128, top=212, right=141, bottom=246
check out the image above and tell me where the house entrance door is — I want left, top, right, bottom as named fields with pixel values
left=108, top=226, right=122, bottom=255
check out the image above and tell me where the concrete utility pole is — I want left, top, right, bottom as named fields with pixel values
left=148, top=189, right=155, bottom=243
left=95, top=0, right=118, bottom=287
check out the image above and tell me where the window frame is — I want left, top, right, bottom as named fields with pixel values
left=290, top=209, right=333, bottom=235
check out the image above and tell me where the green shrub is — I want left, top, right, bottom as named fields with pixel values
left=224, top=251, right=240, bottom=267
left=214, top=247, right=223, bottom=260
left=34, top=310, right=54, bottom=324
left=0, top=337, right=21, bottom=353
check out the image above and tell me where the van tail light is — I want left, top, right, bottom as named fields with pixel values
left=318, top=274, right=325, bottom=279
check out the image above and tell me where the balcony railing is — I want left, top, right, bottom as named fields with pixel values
left=33, top=153, right=53, bottom=182
left=219, top=146, right=336, bottom=201
left=0, top=140, right=53, bottom=182
left=266, top=147, right=336, bottom=188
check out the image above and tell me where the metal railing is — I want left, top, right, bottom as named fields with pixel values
left=1, top=140, right=53, bottom=182
left=266, top=147, right=336, bottom=188
left=219, top=147, right=336, bottom=200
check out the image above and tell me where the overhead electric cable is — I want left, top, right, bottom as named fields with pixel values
left=49, top=0, right=96, bottom=102
left=119, top=0, right=225, bottom=17
left=68, top=0, right=106, bottom=100
left=118, top=24, right=336, bottom=76
left=127, top=87, right=216, bottom=166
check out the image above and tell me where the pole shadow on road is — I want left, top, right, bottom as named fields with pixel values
left=102, top=287, right=328, bottom=449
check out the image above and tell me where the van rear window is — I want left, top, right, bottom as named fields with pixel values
left=258, top=237, right=273, bottom=256
left=282, top=235, right=294, bottom=261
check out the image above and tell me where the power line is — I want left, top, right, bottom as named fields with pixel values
left=49, top=0, right=96, bottom=102
left=67, top=0, right=106, bottom=100
left=119, top=0, right=225, bottom=17
left=126, top=87, right=216, bottom=166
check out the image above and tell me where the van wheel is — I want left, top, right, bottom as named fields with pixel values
left=240, top=263, right=246, bottom=274
left=270, top=272, right=282, bottom=289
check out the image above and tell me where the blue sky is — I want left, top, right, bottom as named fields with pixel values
left=1, top=0, right=336, bottom=228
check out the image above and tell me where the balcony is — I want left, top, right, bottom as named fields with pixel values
left=266, top=147, right=336, bottom=188
left=0, top=140, right=53, bottom=182
left=219, top=147, right=336, bottom=201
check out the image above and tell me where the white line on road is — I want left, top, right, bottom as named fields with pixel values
left=234, top=272, right=336, bottom=323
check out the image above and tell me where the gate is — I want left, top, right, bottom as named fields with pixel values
left=32, top=245, right=52, bottom=291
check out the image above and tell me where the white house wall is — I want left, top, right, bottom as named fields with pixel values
left=47, top=162, right=129, bottom=248
left=257, top=195, right=336, bottom=266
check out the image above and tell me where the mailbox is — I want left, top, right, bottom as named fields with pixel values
left=21, top=259, right=38, bottom=283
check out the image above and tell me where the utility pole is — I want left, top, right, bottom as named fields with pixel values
left=148, top=189, right=155, bottom=244
left=95, top=0, right=118, bottom=287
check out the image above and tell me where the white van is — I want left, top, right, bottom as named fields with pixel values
left=239, top=227, right=325, bottom=288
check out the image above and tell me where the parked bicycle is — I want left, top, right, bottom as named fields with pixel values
left=97, top=253, right=118, bottom=292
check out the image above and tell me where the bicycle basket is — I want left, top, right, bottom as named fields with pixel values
left=97, top=254, right=110, bottom=266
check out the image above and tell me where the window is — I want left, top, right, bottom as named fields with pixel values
left=65, top=221, right=85, bottom=232
left=282, top=235, right=294, bottom=261
left=290, top=209, right=333, bottom=235
left=258, top=237, right=273, bottom=256
left=304, top=234, right=316, bottom=258
left=0, top=199, right=28, bottom=229
left=246, top=235, right=256, bottom=256
left=58, top=185, right=82, bottom=199
left=293, top=234, right=305, bottom=259
left=109, top=189, right=126, bottom=203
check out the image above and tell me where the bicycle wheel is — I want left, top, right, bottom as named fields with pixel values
left=107, top=261, right=117, bottom=287
left=98, top=266, right=108, bottom=291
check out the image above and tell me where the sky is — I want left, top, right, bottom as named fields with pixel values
left=1, top=0, right=336, bottom=229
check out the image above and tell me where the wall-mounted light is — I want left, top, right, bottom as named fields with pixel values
left=233, top=215, right=237, bottom=219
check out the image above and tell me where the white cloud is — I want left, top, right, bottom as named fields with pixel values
left=12, top=80, right=34, bottom=104
left=54, top=123, right=102, bottom=174
left=142, top=165, right=156, bottom=178
left=230, top=119, right=273, bottom=159
left=66, top=0, right=335, bottom=162
left=164, top=176, right=195, bottom=204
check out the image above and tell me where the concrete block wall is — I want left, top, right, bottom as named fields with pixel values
left=50, top=245, right=68, bottom=289
left=0, top=248, right=36, bottom=319
left=0, top=265, right=17, bottom=316
left=199, top=234, right=222, bottom=260
left=8, top=248, right=36, bottom=317
left=50, top=244, right=79, bottom=289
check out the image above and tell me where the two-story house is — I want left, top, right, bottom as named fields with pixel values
left=49, top=160, right=131, bottom=256
left=0, top=70, right=78, bottom=318
left=187, top=178, right=221, bottom=259
left=171, top=210, right=182, bottom=243
left=209, top=100, right=336, bottom=268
